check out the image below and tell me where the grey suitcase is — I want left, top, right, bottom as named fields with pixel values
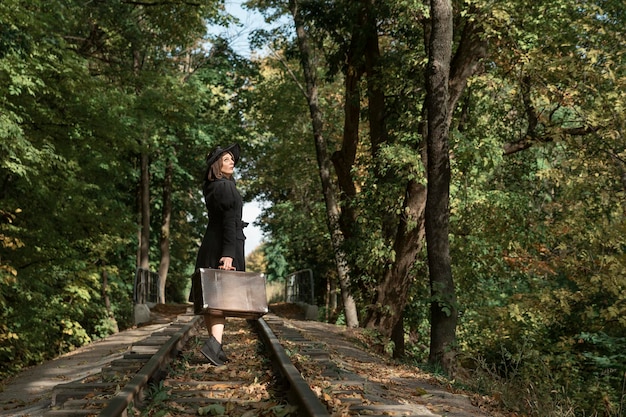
left=192, top=268, right=268, bottom=319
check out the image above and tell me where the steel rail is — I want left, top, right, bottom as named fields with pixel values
left=40, top=312, right=332, bottom=416
left=255, top=317, right=330, bottom=417
left=98, top=316, right=201, bottom=417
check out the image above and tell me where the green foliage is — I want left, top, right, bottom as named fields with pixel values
left=2, top=0, right=626, bottom=415
left=0, top=0, right=256, bottom=380
left=249, top=0, right=626, bottom=412
left=141, top=380, right=172, bottom=417
left=242, top=54, right=338, bottom=293
left=451, top=131, right=625, bottom=414
left=262, top=240, right=289, bottom=283
left=450, top=54, right=625, bottom=417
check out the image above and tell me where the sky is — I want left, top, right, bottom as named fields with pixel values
left=208, top=2, right=293, bottom=255
left=243, top=201, right=264, bottom=255
left=210, top=1, right=277, bottom=59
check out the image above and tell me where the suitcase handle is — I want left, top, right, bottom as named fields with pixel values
left=218, top=265, right=236, bottom=271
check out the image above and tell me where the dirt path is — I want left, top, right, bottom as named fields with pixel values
left=284, top=317, right=502, bottom=416
left=269, top=303, right=506, bottom=417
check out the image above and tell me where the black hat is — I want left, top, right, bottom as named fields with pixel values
left=205, top=143, right=240, bottom=167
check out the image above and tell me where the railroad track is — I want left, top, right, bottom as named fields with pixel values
left=42, top=311, right=442, bottom=417
left=42, top=312, right=328, bottom=417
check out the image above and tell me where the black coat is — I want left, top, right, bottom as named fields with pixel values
left=194, top=178, right=246, bottom=271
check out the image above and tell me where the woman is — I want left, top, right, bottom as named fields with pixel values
left=194, top=143, right=246, bottom=366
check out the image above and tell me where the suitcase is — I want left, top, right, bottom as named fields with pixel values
left=192, top=268, right=268, bottom=319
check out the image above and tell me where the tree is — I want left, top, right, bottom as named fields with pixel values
left=424, top=0, right=456, bottom=371
left=242, top=54, right=339, bottom=309
left=158, top=157, right=173, bottom=303
left=445, top=0, right=626, bottom=411
left=0, top=0, right=253, bottom=378
left=287, top=0, right=359, bottom=327
left=245, top=0, right=488, bottom=358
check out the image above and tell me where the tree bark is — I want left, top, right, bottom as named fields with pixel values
left=391, top=310, right=405, bottom=358
left=425, top=0, right=457, bottom=373
left=448, top=16, right=488, bottom=124
left=362, top=0, right=387, bottom=158
left=331, top=37, right=361, bottom=237
left=364, top=179, right=427, bottom=334
left=355, top=1, right=429, bottom=356
left=359, top=2, right=486, bottom=358
left=101, top=268, right=119, bottom=333
left=157, top=157, right=173, bottom=304
left=332, top=2, right=429, bottom=353
left=289, top=0, right=359, bottom=327
left=139, top=150, right=150, bottom=271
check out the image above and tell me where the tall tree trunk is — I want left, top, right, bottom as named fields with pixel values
left=289, top=0, right=358, bottom=327
left=364, top=180, right=427, bottom=332
left=158, top=157, right=173, bottom=304
left=356, top=1, right=429, bottom=357
left=362, top=0, right=386, bottom=158
left=331, top=40, right=361, bottom=237
left=391, top=310, right=405, bottom=358
left=361, top=0, right=399, bottom=243
left=359, top=1, right=486, bottom=356
left=101, top=268, right=119, bottom=333
left=425, top=0, right=457, bottom=374
left=139, top=150, right=150, bottom=271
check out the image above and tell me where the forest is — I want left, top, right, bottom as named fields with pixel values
left=1, top=0, right=625, bottom=416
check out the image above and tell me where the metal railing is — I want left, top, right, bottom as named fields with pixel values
left=284, top=269, right=314, bottom=305
left=133, top=267, right=160, bottom=304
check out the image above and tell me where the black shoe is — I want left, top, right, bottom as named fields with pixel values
left=200, top=337, right=224, bottom=366
left=218, top=345, right=229, bottom=363
left=209, top=335, right=229, bottom=362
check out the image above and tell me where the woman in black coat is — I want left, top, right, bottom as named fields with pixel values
left=194, top=143, right=246, bottom=366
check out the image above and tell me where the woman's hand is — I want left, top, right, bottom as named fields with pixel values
left=218, top=257, right=236, bottom=270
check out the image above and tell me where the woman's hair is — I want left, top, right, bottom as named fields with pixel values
left=206, top=151, right=234, bottom=181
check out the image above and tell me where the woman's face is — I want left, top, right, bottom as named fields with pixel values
left=220, top=152, right=235, bottom=177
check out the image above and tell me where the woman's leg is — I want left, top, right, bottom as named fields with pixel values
left=204, top=314, right=225, bottom=342
left=201, top=313, right=228, bottom=365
